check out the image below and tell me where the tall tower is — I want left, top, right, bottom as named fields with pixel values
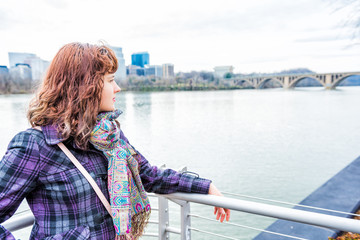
left=131, top=52, right=149, bottom=68
left=8, top=52, right=49, bottom=81
left=24, top=57, right=50, bottom=81
left=162, top=63, right=174, bottom=78
left=8, top=52, right=36, bottom=68
left=110, top=46, right=126, bottom=81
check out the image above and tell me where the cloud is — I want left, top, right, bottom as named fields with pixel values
left=295, top=34, right=352, bottom=43
left=0, top=0, right=359, bottom=73
left=43, top=0, right=68, bottom=9
left=0, top=10, right=10, bottom=30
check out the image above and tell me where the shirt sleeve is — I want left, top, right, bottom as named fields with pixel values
left=0, top=131, right=41, bottom=239
left=119, top=130, right=211, bottom=194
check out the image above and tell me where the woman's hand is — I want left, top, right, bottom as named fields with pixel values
left=208, top=183, right=230, bottom=222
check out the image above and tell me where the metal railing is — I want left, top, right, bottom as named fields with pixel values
left=150, top=193, right=360, bottom=240
left=3, top=192, right=360, bottom=239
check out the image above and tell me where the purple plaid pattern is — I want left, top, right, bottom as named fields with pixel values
left=0, top=125, right=211, bottom=239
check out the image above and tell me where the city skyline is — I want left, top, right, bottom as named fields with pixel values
left=0, top=0, right=359, bottom=74
left=4, top=48, right=176, bottom=81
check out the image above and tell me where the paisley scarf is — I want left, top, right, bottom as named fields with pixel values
left=90, top=109, right=151, bottom=240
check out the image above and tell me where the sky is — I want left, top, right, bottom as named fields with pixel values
left=0, top=0, right=359, bottom=74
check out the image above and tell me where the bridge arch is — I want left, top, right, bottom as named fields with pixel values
left=288, top=76, right=324, bottom=88
left=331, top=74, right=360, bottom=89
left=234, top=79, right=255, bottom=88
left=256, top=78, right=284, bottom=89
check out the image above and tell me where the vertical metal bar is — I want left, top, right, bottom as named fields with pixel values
left=158, top=196, right=169, bottom=240
left=181, top=201, right=191, bottom=240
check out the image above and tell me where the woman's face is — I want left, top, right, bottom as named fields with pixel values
left=99, top=73, right=121, bottom=112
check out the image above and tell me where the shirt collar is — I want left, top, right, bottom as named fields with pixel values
left=40, top=125, right=84, bottom=150
left=40, top=124, right=63, bottom=145
left=39, top=109, right=123, bottom=147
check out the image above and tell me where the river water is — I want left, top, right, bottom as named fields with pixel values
left=1, top=87, right=360, bottom=239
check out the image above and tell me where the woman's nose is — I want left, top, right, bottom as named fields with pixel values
left=114, top=82, right=121, bottom=93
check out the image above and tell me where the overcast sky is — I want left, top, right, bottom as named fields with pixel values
left=0, top=0, right=359, bottom=74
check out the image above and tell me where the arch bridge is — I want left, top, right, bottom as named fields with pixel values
left=233, top=71, right=360, bottom=89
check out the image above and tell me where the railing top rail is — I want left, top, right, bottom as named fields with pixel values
left=158, top=193, right=360, bottom=234
left=5, top=192, right=360, bottom=238
left=222, top=191, right=360, bottom=218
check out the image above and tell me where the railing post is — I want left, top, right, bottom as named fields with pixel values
left=158, top=196, right=170, bottom=240
left=180, top=201, right=191, bottom=240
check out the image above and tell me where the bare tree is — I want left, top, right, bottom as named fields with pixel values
left=331, top=0, right=360, bottom=44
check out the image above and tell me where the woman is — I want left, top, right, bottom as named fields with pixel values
left=0, top=42, right=230, bottom=239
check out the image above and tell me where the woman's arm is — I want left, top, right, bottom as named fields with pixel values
left=119, top=130, right=211, bottom=194
left=208, top=183, right=231, bottom=222
left=0, top=131, right=41, bottom=239
left=119, top=130, right=230, bottom=222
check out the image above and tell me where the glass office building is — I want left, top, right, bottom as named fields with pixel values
left=8, top=52, right=49, bottom=81
left=162, top=64, right=174, bottom=78
left=0, top=66, right=9, bottom=75
left=110, top=46, right=126, bottom=81
left=131, top=52, right=149, bottom=68
left=8, top=52, right=36, bottom=68
left=145, top=65, right=162, bottom=77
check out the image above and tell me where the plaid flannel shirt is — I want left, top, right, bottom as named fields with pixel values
left=0, top=125, right=211, bottom=240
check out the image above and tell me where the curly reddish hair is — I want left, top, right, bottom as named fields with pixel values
left=27, top=42, right=118, bottom=149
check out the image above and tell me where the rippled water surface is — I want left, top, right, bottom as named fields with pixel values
left=1, top=87, right=360, bottom=239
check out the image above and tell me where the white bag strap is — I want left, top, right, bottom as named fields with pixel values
left=34, top=126, right=112, bottom=216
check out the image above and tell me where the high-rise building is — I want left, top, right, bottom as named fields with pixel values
left=0, top=66, right=9, bottom=75
left=162, top=64, right=174, bottom=78
left=9, top=64, right=32, bottom=81
left=24, top=57, right=50, bottom=81
left=131, top=52, right=149, bottom=68
left=9, top=64, right=32, bottom=92
left=145, top=65, right=162, bottom=78
left=8, top=52, right=36, bottom=68
left=110, top=46, right=126, bottom=81
left=126, top=65, right=145, bottom=76
left=8, top=52, right=49, bottom=81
